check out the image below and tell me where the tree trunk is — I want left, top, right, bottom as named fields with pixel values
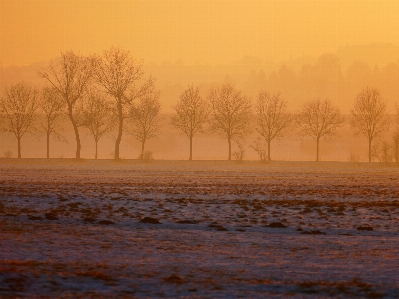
left=68, top=109, right=81, bottom=159
left=46, top=132, right=50, bottom=159
left=17, top=137, right=21, bottom=158
left=267, top=139, right=271, bottom=162
left=316, top=137, right=320, bottom=162
left=72, top=119, right=81, bottom=159
left=95, top=139, right=98, bottom=160
left=368, top=138, right=372, bottom=162
left=228, top=137, right=231, bottom=161
left=115, top=100, right=123, bottom=160
left=189, top=136, right=193, bottom=161
left=141, top=140, right=145, bottom=160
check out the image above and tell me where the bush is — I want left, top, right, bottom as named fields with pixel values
left=348, top=152, right=360, bottom=163
left=250, top=137, right=268, bottom=163
left=142, top=151, right=154, bottom=162
left=233, top=140, right=245, bottom=163
left=4, top=150, right=13, bottom=158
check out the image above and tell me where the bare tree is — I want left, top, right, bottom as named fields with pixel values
left=171, top=85, right=209, bottom=160
left=0, top=83, right=39, bottom=158
left=95, top=46, right=155, bottom=160
left=296, top=98, right=344, bottom=162
left=256, top=92, right=291, bottom=161
left=129, top=92, right=162, bottom=159
left=351, top=87, right=390, bottom=162
left=81, top=90, right=115, bottom=159
left=209, top=84, right=252, bottom=160
left=39, top=51, right=95, bottom=159
left=40, top=86, right=65, bottom=158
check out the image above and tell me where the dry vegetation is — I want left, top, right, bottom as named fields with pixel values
left=1, top=160, right=399, bottom=298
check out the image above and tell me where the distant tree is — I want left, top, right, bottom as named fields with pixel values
left=94, top=46, right=155, bottom=160
left=351, top=87, right=391, bottom=162
left=297, top=54, right=343, bottom=99
left=0, top=83, right=39, bottom=158
left=39, top=51, right=96, bottom=159
left=81, top=90, right=115, bottom=159
left=296, top=98, right=344, bottom=162
left=39, top=86, right=65, bottom=158
left=346, top=61, right=372, bottom=90
left=129, top=92, right=161, bottom=159
left=315, top=54, right=343, bottom=94
left=209, top=84, right=252, bottom=160
left=171, top=85, right=209, bottom=160
left=255, top=92, right=291, bottom=161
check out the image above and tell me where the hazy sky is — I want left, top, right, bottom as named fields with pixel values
left=1, top=0, right=399, bottom=66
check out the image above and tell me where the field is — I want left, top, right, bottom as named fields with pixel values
left=1, top=159, right=399, bottom=298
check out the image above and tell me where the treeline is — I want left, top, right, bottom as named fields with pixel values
left=0, top=47, right=399, bottom=163
left=242, top=52, right=399, bottom=106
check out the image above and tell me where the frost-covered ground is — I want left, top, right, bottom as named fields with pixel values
left=1, top=159, right=399, bottom=298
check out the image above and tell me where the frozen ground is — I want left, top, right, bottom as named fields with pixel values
left=1, top=159, right=399, bottom=298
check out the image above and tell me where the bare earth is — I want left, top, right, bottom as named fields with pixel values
left=1, top=159, right=399, bottom=298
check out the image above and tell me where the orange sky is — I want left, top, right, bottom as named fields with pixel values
left=1, top=0, right=399, bottom=66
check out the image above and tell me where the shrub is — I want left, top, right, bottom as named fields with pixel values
left=4, top=150, right=13, bottom=158
left=142, top=151, right=154, bottom=162
left=348, top=152, right=360, bottom=163
left=233, top=140, right=245, bottom=163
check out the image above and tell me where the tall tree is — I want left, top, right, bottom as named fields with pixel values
left=0, top=83, right=39, bottom=158
left=40, top=86, right=65, bottom=158
left=81, top=90, right=115, bottom=159
left=351, top=87, right=390, bottom=162
left=208, top=84, right=252, bottom=160
left=296, top=98, right=344, bottom=162
left=171, top=85, right=209, bottom=160
left=129, top=92, right=161, bottom=159
left=256, top=92, right=291, bottom=161
left=95, top=46, right=154, bottom=160
left=39, top=51, right=95, bottom=159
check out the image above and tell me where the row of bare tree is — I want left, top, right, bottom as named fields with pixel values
left=0, top=81, right=160, bottom=160
left=0, top=47, right=161, bottom=160
left=172, top=85, right=398, bottom=163
left=1, top=47, right=398, bottom=162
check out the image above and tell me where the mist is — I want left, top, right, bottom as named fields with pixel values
left=2, top=1, right=399, bottom=297
left=1, top=44, right=399, bottom=162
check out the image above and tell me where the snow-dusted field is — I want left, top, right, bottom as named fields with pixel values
left=1, top=159, right=399, bottom=298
